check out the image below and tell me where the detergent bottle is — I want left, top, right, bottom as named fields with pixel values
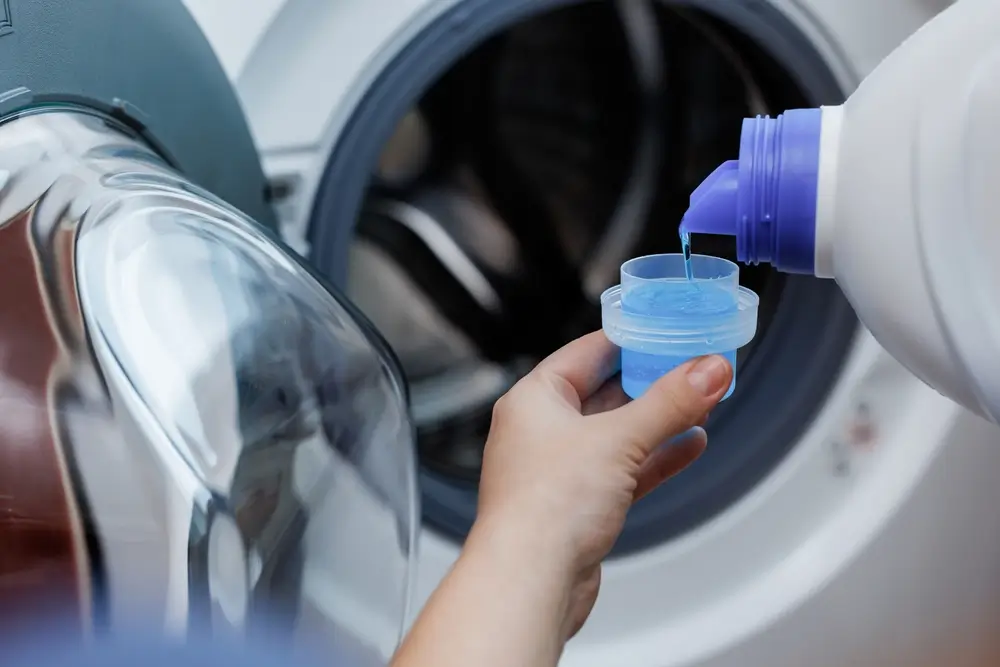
left=679, top=0, right=1000, bottom=424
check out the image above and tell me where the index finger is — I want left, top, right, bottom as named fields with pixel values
left=531, top=331, right=620, bottom=400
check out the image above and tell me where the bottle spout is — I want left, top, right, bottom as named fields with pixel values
left=679, top=108, right=824, bottom=275
left=680, top=160, right=739, bottom=236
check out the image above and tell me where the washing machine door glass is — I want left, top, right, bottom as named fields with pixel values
left=0, top=110, right=415, bottom=663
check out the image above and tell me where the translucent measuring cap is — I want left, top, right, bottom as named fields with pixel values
left=601, top=254, right=759, bottom=399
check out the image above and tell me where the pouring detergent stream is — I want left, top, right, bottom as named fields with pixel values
left=680, top=230, right=694, bottom=281
left=663, top=0, right=1000, bottom=425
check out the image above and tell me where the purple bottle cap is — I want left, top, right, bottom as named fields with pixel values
left=680, top=108, right=823, bottom=275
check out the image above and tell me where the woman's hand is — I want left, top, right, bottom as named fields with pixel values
left=473, top=331, right=732, bottom=639
left=391, top=332, right=732, bottom=667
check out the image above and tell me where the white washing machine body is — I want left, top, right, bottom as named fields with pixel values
left=185, top=1, right=1000, bottom=665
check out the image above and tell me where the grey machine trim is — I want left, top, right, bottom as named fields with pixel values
left=0, top=0, right=276, bottom=229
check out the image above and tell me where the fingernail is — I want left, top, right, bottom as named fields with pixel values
left=686, top=355, right=729, bottom=396
left=668, top=427, right=703, bottom=446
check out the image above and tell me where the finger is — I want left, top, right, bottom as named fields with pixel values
left=582, top=382, right=714, bottom=422
left=603, top=355, right=731, bottom=457
left=632, top=427, right=708, bottom=501
left=531, top=331, right=620, bottom=400
left=581, top=376, right=630, bottom=416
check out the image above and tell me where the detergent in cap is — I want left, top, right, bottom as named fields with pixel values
left=601, top=253, right=759, bottom=399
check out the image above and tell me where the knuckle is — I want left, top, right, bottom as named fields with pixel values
left=491, top=374, right=542, bottom=423
left=492, top=390, right=514, bottom=421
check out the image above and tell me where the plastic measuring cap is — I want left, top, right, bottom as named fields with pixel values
left=601, top=254, right=759, bottom=400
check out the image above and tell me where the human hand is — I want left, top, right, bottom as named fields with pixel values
left=470, top=331, right=733, bottom=640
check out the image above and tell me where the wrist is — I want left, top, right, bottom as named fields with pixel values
left=392, top=511, right=573, bottom=667
left=465, top=509, right=578, bottom=591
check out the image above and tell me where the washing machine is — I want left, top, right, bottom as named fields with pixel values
left=178, top=0, right=1000, bottom=665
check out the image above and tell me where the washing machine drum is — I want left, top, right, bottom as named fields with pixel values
left=0, top=1, right=415, bottom=662
left=303, top=0, right=859, bottom=554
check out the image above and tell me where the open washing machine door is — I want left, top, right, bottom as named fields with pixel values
left=190, top=0, right=1000, bottom=665
left=0, top=2, right=417, bottom=664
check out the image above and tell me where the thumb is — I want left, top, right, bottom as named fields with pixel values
left=604, top=355, right=732, bottom=457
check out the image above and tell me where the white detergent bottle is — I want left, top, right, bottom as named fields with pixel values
left=679, top=0, right=1000, bottom=425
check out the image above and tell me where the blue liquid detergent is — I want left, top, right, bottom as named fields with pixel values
left=620, top=279, right=738, bottom=400
left=680, top=230, right=694, bottom=280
